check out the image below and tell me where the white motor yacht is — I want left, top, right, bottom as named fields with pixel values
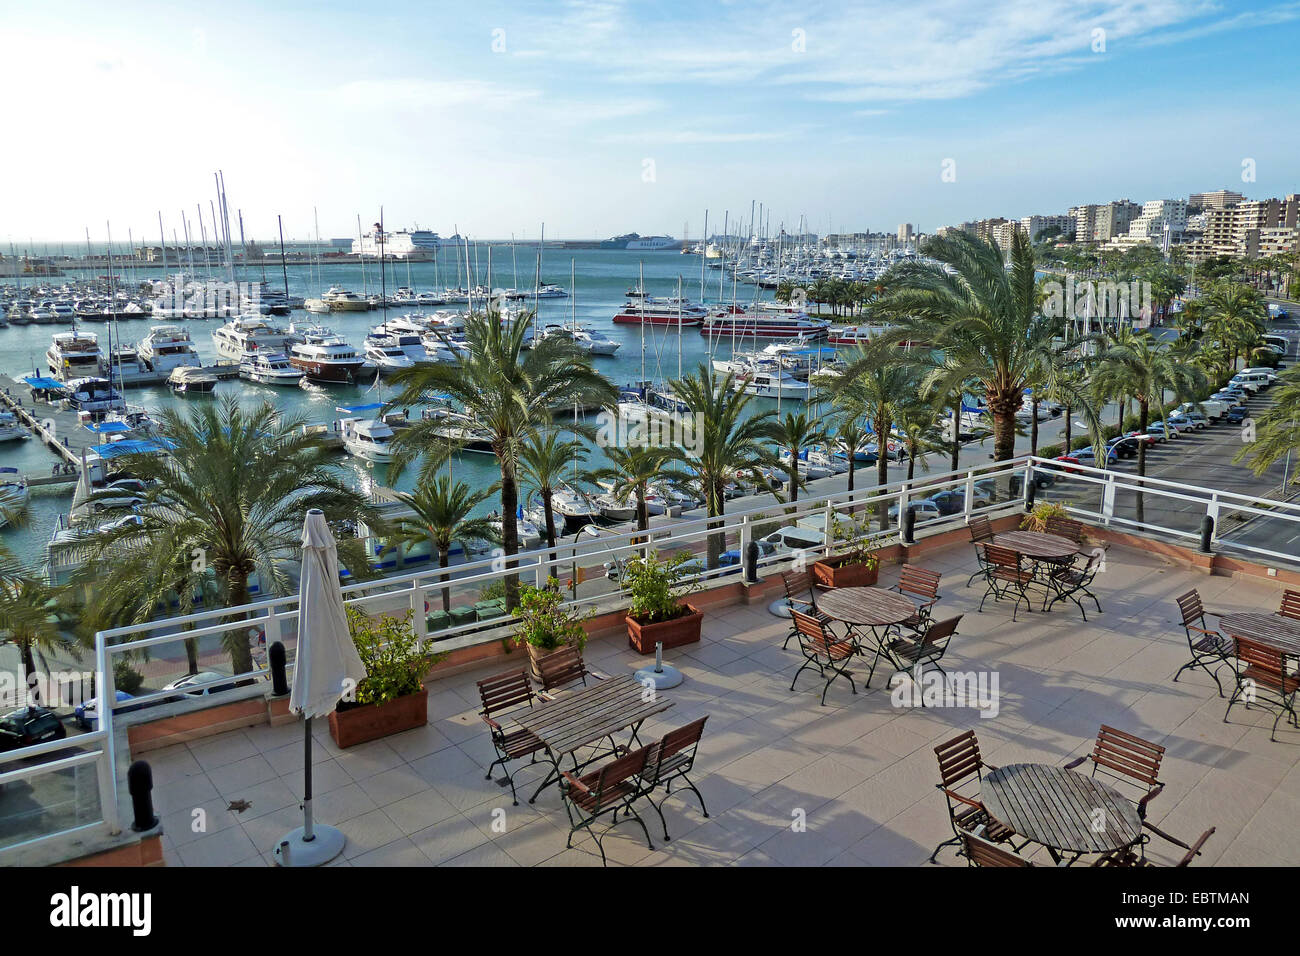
left=239, top=350, right=304, bottom=386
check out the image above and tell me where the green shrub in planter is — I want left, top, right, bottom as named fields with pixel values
left=620, top=551, right=701, bottom=624
left=1037, top=443, right=1063, bottom=459
left=513, top=578, right=589, bottom=652
left=343, top=607, right=440, bottom=707
left=1069, top=436, right=1093, bottom=451
left=114, top=659, right=144, bottom=695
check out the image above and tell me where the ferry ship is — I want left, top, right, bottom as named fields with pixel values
left=286, top=325, right=367, bottom=383
left=137, top=325, right=201, bottom=374
left=599, top=234, right=678, bottom=251
left=212, top=316, right=291, bottom=360
left=612, top=295, right=707, bottom=327
left=701, top=311, right=830, bottom=340
left=46, top=331, right=103, bottom=382
left=352, top=227, right=463, bottom=258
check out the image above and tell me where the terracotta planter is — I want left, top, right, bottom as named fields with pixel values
left=626, top=603, right=703, bottom=654
left=328, top=687, right=428, bottom=749
left=811, top=554, right=879, bottom=589
left=524, top=641, right=576, bottom=681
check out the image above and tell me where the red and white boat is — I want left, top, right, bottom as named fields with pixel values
left=826, top=324, right=927, bottom=349
left=612, top=295, right=707, bottom=326
left=701, top=311, right=830, bottom=340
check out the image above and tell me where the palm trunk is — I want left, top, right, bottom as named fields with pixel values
left=1063, top=405, right=1073, bottom=451
left=989, top=394, right=1019, bottom=462
left=846, top=455, right=856, bottom=492
left=787, top=453, right=799, bottom=504
left=707, top=478, right=726, bottom=569
left=499, top=468, right=520, bottom=609
left=876, top=419, right=889, bottom=530
left=438, top=545, right=451, bottom=612
left=950, top=404, right=960, bottom=473
left=20, top=642, right=36, bottom=682
left=1030, top=401, right=1040, bottom=456
left=1136, top=399, right=1150, bottom=527
left=185, top=638, right=199, bottom=676
left=907, top=446, right=917, bottom=481
left=541, top=485, right=558, bottom=575
left=225, top=574, right=255, bottom=675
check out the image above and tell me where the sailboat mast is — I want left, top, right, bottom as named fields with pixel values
left=277, top=216, right=290, bottom=299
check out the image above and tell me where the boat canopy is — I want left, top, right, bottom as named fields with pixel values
left=335, top=403, right=385, bottom=415
left=90, top=438, right=176, bottom=459
left=22, top=375, right=65, bottom=390
left=84, top=420, right=132, bottom=434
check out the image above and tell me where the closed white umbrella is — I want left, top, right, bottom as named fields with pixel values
left=273, top=509, right=366, bottom=867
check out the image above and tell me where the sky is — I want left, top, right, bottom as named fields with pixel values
left=1, top=0, right=1298, bottom=245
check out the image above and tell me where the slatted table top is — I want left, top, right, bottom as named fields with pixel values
left=816, top=586, right=918, bottom=627
left=983, top=763, right=1142, bottom=855
left=992, top=530, right=1079, bottom=561
left=515, top=675, right=674, bottom=758
left=1220, top=612, right=1300, bottom=658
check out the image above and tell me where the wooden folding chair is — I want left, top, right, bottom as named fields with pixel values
left=965, top=516, right=994, bottom=587
left=1279, top=589, right=1300, bottom=621
left=536, top=645, right=606, bottom=696
left=1224, top=636, right=1300, bottom=742
left=475, top=669, right=548, bottom=806
left=891, top=565, right=941, bottom=633
left=789, top=609, right=858, bottom=706
left=638, top=716, right=710, bottom=840
left=978, top=544, right=1036, bottom=621
left=961, top=829, right=1034, bottom=867
left=869, top=614, right=962, bottom=691
left=780, top=570, right=834, bottom=649
left=931, top=730, right=1023, bottom=863
left=1044, top=551, right=1103, bottom=620
left=560, top=746, right=654, bottom=866
left=1093, top=827, right=1215, bottom=868
left=1173, top=589, right=1231, bottom=697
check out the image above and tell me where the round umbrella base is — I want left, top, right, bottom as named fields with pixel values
left=272, top=824, right=346, bottom=867
left=769, top=599, right=792, bottom=618
left=634, top=664, right=683, bottom=689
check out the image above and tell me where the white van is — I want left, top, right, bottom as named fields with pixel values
left=1231, top=371, right=1273, bottom=390
left=1239, top=367, right=1279, bottom=382
left=763, top=526, right=826, bottom=553
left=1177, top=400, right=1225, bottom=422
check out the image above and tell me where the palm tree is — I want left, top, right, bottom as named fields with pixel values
left=893, top=399, right=943, bottom=481
left=0, top=575, right=67, bottom=682
left=665, top=363, right=780, bottom=567
left=1091, top=334, right=1206, bottom=525
left=588, top=443, right=673, bottom=534
left=387, top=308, right=618, bottom=607
left=830, top=410, right=872, bottom=492
left=518, top=427, right=591, bottom=554
left=872, top=230, right=1101, bottom=463
left=1201, top=282, right=1267, bottom=371
left=771, top=410, right=830, bottom=504
left=74, top=395, right=380, bottom=675
left=831, top=340, right=918, bottom=525
left=1233, top=365, right=1300, bottom=488
left=389, top=477, right=499, bottom=612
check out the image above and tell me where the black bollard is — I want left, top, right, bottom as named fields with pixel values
left=127, top=760, right=159, bottom=832
left=1025, top=476, right=1037, bottom=510
left=1199, top=515, right=1214, bottom=554
left=269, top=641, right=289, bottom=697
left=902, top=506, right=916, bottom=545
left=744, top=540, right=760, bottom=584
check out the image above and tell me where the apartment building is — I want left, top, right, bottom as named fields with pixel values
left=1019, top=215, right=1075, bottom=241
left=1071, top=200, right=1141, bottom=242
left=1183, top=194, right=1300, bottom=261
left=1188, top=189, right=1244, bottom=211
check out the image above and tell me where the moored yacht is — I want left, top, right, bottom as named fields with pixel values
left=701, top=311, right=830, bottom=340
left=137, top=325, right=201, bottom=374
left=46, top=330, right=103, bottom=382
left=286, top=325, right=368, bottom=383
left=212, top=315, right=291, bottom=360
left=363, top=333, right=416, bottom=376
left=0, top=410, right=31, bottom=443
left=337, top=405, right=397, bottom=462
left=168, top=365, right=218, bottom=395
left=64, top=377, right=126, bottom=417
left=613, top=295, right=707, bottom=326
left=239, top=350, right=304, bottom=386
left=321, top=286, right=371, bottom=311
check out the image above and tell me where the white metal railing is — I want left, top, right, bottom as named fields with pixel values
left=6, top=451, right=1300, bottom=860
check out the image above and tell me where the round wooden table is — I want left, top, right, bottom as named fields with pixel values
left=983, top=763, right=1142, bottom=859
left=1219, top=612, right=1300, bottom=658
left=816, top=586, right=917, bottom=628
left=991, top=531, right=1078, bottom=561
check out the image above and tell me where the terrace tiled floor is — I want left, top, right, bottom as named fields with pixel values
left=149, top=540, right=1300, bottom=867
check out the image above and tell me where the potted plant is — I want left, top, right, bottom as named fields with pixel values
left=329, top=608, right=440, bottom=748
left=812, top=512, right=880, bottom=589
left=621, top=550, right=703, bottom=654
left=1021, top=500, right=1076, bottom=535
left=513, top=577, right=590, bottom=679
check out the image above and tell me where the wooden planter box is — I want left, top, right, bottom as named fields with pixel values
left=626, top=604, right=703, bottom=654
left=812, top=554, right=879, bottom=589
left=525, top=641, right=575, bottom=681
left=328, top=687, right=428, bottom=749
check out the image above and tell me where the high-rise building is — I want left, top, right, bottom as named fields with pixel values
left=1019, top=215, right=1075, bottom=241
left=1127, top=200, right=1187, bottom=241
left=1188, top=189, right=1244, bottom=211
left=1071, top=201, right=1140, bottom=242
left=897, top=223, right=914, bottom=243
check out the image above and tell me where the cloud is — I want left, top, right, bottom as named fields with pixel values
left=334, top=78, right=541, bottom=110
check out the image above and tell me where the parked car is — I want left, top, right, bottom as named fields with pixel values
left=1071, top=445, right=1119, bottom=467
left=1107, top=436, right=1141, bottom=459
left=0, top=706, right=67, bottom=751
left=162, top=671, right=239, bottom=698
left=1052, top=455, right=1085, bottom=475
left=1146, top=421, right=1179, bottom=441
left=887, top=499, right=942, bottom=525
left=1166, top=412, right=1206, bottom=432
left=717, top=539, right=778, bottom=567
left=73, top=690, right=144, bottom=730
left=1225, top=405, right=1249, bottom=424
left=1226, top=376, right=1262, bottom=394
left=1123, top=430, right=1158, bottom=447
left=925, top=488, right=992, bottom=516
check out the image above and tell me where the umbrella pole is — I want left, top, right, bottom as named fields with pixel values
left=302, top=716, right=315, bottom=842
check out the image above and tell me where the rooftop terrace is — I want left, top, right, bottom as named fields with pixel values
left=142, top=535, right=1299, bottom=868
